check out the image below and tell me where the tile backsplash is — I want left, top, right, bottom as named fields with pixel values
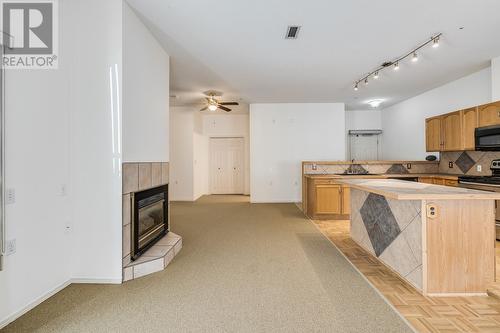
left=439, top=151, right=500, bottom=176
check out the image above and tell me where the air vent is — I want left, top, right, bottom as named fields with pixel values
left=285, top=26, right=301, bottom=39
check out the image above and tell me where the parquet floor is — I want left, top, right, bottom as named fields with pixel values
left=313, top=219, right=500, bottom=333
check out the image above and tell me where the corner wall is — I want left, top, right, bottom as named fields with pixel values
left=122, top=2, right=170, bottom=163
left=249, top=103, right=345, bottom=203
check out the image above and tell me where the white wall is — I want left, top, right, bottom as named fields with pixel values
left=0, top=0, right=124, bottom=327
left=345, top=110, right=382, bottom=160
left=170, top=107, right=195, bottom=201
left=250, top=103, right=345, bottom=203
left=122, top=2, right=169, bottom=162
left=193, top=113, right=209, bottom=200
left=381, top=67, right=492, bottom=160
left=492, top=56, right=500, bottom=101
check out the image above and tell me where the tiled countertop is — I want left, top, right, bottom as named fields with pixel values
left=335, top=178, right=500, bottom=200
left=304, top=173, right=458, bottom=180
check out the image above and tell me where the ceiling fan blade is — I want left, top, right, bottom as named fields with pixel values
left=200, top=106, right=208, bottom=111
left=218, top=105, right=231, bottom=112
left=219, top=102, right=239, bottom=106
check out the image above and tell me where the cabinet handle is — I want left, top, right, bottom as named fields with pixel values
left=497, top=111, right=500, bottom=118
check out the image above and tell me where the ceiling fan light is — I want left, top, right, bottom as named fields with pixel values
left=208, top=104, right=218, bottom=111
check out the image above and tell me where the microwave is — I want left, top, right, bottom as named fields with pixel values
left=476, top=125, right=500, bottom=151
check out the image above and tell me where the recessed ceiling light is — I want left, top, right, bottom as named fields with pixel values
left=367, top=99, right=384, bottom=108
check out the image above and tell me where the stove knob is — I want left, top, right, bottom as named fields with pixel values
left=494, top=162, right=498, bottom=167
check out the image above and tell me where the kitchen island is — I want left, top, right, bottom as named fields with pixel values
left=336, top=178, right=500, bottom=296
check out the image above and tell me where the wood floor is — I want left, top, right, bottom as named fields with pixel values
left=313, top=219, right=500, bottom=333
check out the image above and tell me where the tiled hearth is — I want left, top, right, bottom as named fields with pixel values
left=122, top=162, right=182, bottom=281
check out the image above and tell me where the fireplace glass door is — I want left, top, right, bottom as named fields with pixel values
left=132, top=185, right=168, bottom=260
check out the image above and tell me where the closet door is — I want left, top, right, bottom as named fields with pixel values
left=210, top=138, right=244, bottom=194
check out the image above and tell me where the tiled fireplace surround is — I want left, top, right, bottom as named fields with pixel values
left=122, top=162, right=182, bottom=282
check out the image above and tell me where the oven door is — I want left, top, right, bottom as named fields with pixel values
left=459, top=181, right=500, bottom=240
left=475, top=125, right=500, bottom=151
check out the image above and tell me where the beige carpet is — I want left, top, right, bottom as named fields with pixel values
left=3, top=195, right=411, bottom=332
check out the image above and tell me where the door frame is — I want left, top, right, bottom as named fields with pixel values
left=209, top=136, right=245, bottom=195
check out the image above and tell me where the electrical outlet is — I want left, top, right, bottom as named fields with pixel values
left=448, top=161, right=454, bottom=168
left=6, top=188, right=15, bottom=204
left=59, top=184, right=67, bottom=196
left=477, top=165, right=482, bottom=172
left=312, top=164, right=317, bottom=171
left=64, top=221, right=72, bottom=234
left=406, top=163, right=412, bottom=170
left=6, top=239, right=16, bottom=255
left=426, top=204, right=438, bottom=219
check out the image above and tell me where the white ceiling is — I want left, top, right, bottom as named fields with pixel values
left=127, top=0, right=500, bottom=110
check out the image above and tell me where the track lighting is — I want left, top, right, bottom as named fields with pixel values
left=352, top=33, right=442, bottom=91
left=432, top=37, right=440, bottom=48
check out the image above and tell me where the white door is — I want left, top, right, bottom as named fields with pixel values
left=210, top=138, right=244, bottom=194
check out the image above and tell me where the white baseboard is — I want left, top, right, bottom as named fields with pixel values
left=0, top=277, right=122, bottom=329
left=0, top=279, right=71, bottom=330
left=250, top=200, right=297, bottom=203
left=71, top=278, right=122, bottom=284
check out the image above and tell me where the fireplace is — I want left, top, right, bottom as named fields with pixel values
left=131, top=185, right=168, bottom=260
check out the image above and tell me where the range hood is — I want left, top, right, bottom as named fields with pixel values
left=348, top=129, right=383, bottom=136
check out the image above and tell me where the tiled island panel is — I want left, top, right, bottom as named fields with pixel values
left=350, top=188, right=423, bottom=290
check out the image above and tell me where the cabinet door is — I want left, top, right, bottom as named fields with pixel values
left=426, top=117, right=442, bottom=152
left=315, top=185, right=342, bottom=214
left=341, top=186, right=350, bottom=215
left=419, top=177, right=434, bottom=184
left=433, top=178, right=446, bottom=186
left=462, top=107, right=477, bottom=150
left=478, top=101, right=500, bottom=127
left=442, top=111, right=462, bottom=151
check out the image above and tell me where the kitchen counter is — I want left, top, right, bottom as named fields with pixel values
left=347, top=178, right=496, bottom=296
left=336, top=178, right=500, bottom=200
left=303, top=173, right=458, bottom=180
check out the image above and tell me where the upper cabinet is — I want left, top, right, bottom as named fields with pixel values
left=426, top=117, right=442, bottom=152
left=462, top=107, right=477, bottom=151
left=442, top=111, right=462, bottom=151
left=425, top=100, right=499, bottom=152
left=478, top=101, right=500, bottom=127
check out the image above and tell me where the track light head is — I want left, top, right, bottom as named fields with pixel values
left=394, top=62, right=400, bottom=70
left=432, top=37, right=440, bottom=48
left=364, top=78, right=369, bottom=85
left=374, top=71, right=379, bottom=79
left=412, top=52, right=418, bottom=62
left=354, top=83, right=358, bottom=91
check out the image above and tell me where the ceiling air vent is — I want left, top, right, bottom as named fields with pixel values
left=285, top=26, right=301, bottom=39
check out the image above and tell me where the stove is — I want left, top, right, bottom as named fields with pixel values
left=458, top=159, right=500, bottom=240
left=459, top=159, right=500, bottom=186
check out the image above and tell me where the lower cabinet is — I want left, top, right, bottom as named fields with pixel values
left=418, top=177, right=458, bottom=186
left=306, top=178, right=350, bottom=219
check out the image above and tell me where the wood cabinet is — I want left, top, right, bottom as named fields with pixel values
left=478, top=101, right=500, bottom=127
left=306, top=178, right=350, bottom=219
left=424, top=100, right=500, bottom=152
left=426, top=117, right=442, bottom=152
left=442, top=111, right=462, bottom=151
left=315, top=184, right=342, bottom=214
left=462, top=107, right=478, bottom=150
left=418, top=176, right=458, bottom=187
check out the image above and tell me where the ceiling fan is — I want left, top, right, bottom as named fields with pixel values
left=200, top=91, right=239, bottom=112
